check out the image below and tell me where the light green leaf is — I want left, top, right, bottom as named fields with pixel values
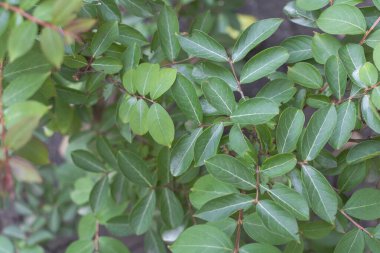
left=147, top=103, right=175, bottom=147
left=118, top=96, right=137, bottom=123
left=311, top=33, right=341, bottom=64
left=71, top=150, right=105, bottom=173
left=89, top=176, right=109, bottom=212
left=66, top=240, right=94, bottom=253
left=170, top=225, right=233, bottom=253
left=284, top=241, right=304, bottom=253
left=276, top=107, right=305, bottom=153
left=52, top=0, right=83, bottom=26
left=301, top=105, right=337, bottom=161
left=296, top=0, right=329, bottom=10
left=343, top=188, right=380, bottom=220
left=359, top=62, right=378, bottom=86
left=261, top=153, right=297, bottom=178
left=40, top=28, right=64, bottom=68
left=232, top=18, right=283, bottom=62
left=8, top=21, right=38, bottom=62
left=325, top=55, right=347, bottom=99
left=99, top=237, right=131, bottom=253
left=316, top=5, right=366, bottom=35
left=256, top=79, right=296, bottom=105
left=177, top=30, right=228, bottom=62
left=202, top=78, right=236, bottom=115
left=129, top=99, right=149, bottom=135
left=281, top=35, right=313, bottom=63
left=301, top=164, right=338, bottom=223
left=0, top=236, right=14, bottom=253
left=194, top=123, right=223, bottom=166
left=90, top=21, right=119, bottom=57
left=361, top=95, right=380, bottom=133
left=160, top=188, right=184, bottom=228
left=92, top=57, right=122, bottom=74
left=288, top=62, right=323, bottom=89
left=122, top=43, right=141, bottom=72
left=329, top=101, right=356, bottom=149
left=334, top=0, right=363, bottom=4
left=334, top=229, right=364, bottom=253
left=122, top=69, right=136, bottom=94
left=239, top=243, right=281, bottom=253
left=150, top=68, right=177, bottom=100
left=133, top=63, right=160, bottom=96
left=205, top=154, right=256, bottom=190
left=158, top=5, right=180, bottom=61
left=129, top=191, right=156, bottom=235
left=240, top=47, right=289, bottom=84
left=230, top=98, right=279, bottom=125
left=5, top=116, right=39, bottom=151
left=371, top=86, right=380, bottom=109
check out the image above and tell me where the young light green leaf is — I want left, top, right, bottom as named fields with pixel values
left=118, top=96, right=137, bottom=123
left=194, top=123, right=223, bottom=166
left=374, top=43, right=380, bottom=71
left=90, top=21, right=119, bottom=57
left=288, top=62, right=323, bottom=89
left=71, top=150, right=106, bottom=173
left=343, top=188, right=380, bottom=220
left=276, top=107, right=305, bottom=153
left=256, top=79, right=297, bottom=105
left=150, top=68, right=177, bottom=100
left=133, top=63, right=160, bottom=96
left=301, top=165, right=338, bottom=223
left=240, top=47, right=289, bottom=84
left=325, top=55, right=347, bottom=99
left=296, top=0, right=329, bottom=11
left=122, top=43, right=141, bottom=72
left=281, top=35, right=313, bottom=63
left=147, top=103, right=175, bottom=147
left=160, top=188, right=184, bottom=228
left=66, top=240, right=94, bottom=253
left=232, top=18, right=283, bottom=62
left=230, top=98, right=279, bottom=125
left=261, top=153, right=297, bottom=178
left=311, top=33, right=341, bottom=64
left=334, top=229, right=364, bottom=253
left=329, top=101, right=356, bottom=149
left=361, top=95, right=380, bottom=133
left=129, top=99, right=149, bottom=135
left=240, top=243, right=281, bottom=253
left=89, top=176, right=109, bottom=212
left=177, top=30, right=228, bottom=62
left=301, top=105, right=337, bottom=161
left=157, top=5, right=180, bottom=61
left=129, top=191, right=156, bottom=235
left=359, top=62, right=378, bottom=86
left=40, top=28, right=64, bottom=68
left=122, top=70, right=136, bottom=94
left=0, top=235, right=14, bottom=253
left=202, top=78, right=237, bottom=115
left=371, top=86, right=380, bottom=109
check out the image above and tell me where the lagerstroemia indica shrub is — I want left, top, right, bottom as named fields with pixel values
left=1, top=0, right=380, bottom=252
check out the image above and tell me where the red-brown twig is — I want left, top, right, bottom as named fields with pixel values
left=233, top=210, right=243, bottom=253
left=329, top=0, right=334, bottom=5
left=228, top=58, right=245, bottom=100
left=339, top=209, right=373, bottom=238
left=94, top=220, right=100, bottom=251
left=360, top=16, right=380, bottom=45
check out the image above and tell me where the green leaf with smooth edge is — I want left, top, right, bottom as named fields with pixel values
left=374, top=42, right=380, bottom=71
left=177, top=29, right=228, bottom=62
left=229, top=124, right=256, bottom=158
left=359, top=62, right=378, bottom=86
left=347, top=140, right=380, bottom=164
left=240, top=46, right=289, bottom=84
left=194, top=123, right=223, bottom=166
left=374, top=0, right=380, bottom=9
left=66, top=240, right=94, bottom=253
left=145, top=231, right=167, bottom=253
left=334, top=229, right=364, bottom=253
left=339, top=43, right=366, bottom=88
left=205, top=154, right=256, bottom=190
left=371, top=86, right=380, bottom=109
left=129, top=99, right=149, bottom=135
left=99, top=237, right=131, bottom=253
left=40, top=28, right=64, bottom=68
left=202, top=78, right=236, bottom=115
left=297, top=0, right=329, bottom=10
left=232, top=18, right=283, bottom=62
left=147, top=103, right=175, bottom=147
left=329, top=101, right=356, bottom=149
left=0, top=235, right=14, bottom=253
left=338, top=162, right=368, bottom=192
left=311, top=33, right=341, bottom=64
left=301, top=165, right=338, bottom=223
left=239, top=243, right=281, bottom=253
left=261, top=184, right=309, bottom=221
left=78, top=214, right=96, bottom=240
left=301, top=105, right=337, bottom=161
left=230, top=98, right=279, bottom=125
left=122, top=0, right=152, bottom=17
left=150, top=68, right=177, bottom=100
left=316, top=5, right=366, bottom=35
left=284, top=241, right=304, bottom=253
left=170, top=128, right=202, bottom=176
left=343, top=188, right=380, bottom=220
left=63, top=55, right=87, bottom=69
left=193, top=62, right=238, bottom=90
left=281, top=35, right=313, bottom=63
left=325, top=55, right=347, bottom=99
left=122, top=43, right=141, bottom=72
left=134, top=63, right=160, bottom=96
left=0, top=9, right=9, bottom=37
left=96, top=136, right=118, bottom=171
left=256, top=200, right=299, bottom=241
left=117, top=24, right=147, bottom=46
left=5, top=116, right=39, bottom=151
left=283, top=1, right=320, bottom=28
left=71, top=150, right=105, bottom=173
left=129, top=191, right=156, bottom=235
left=300, top=220, right=334, bottom=239
left=157, top=5, right=180, bottom=61
left=117, top=150, right=154, bottom=187
left=92, top=57, right=122, bottom=74
left=171, top=74, right=203, bottom=124
left=361, top=95, right=380, bottom=133
left=366, top=29, right=380, bottom=48
left=288, top=62, right=323, bottom=89
left=334, top=0, right=363, bottom=4
left=52, top=0, right=83, bottom=25
left=4, top=101, right=48, bottom=128
left=195, top=193, right=252, bottom=221
left=8, top=21, right=38, bottom=62
left=118, top=96, right=137, bottom=123
left=160, top=188, right=184, bottom=228
left=89, top=176, right=109, bottom=212
left=256, top=79, right=297, bottom=105
left=261, top=153, right=297, bottom=178
left=122, top=69, right=136, bottom=94
left=189, top=175, right=238, bottom=210
left=276, top=107, right=305, bottom=153
left=90, top=21, right=119, bottom=57
left=3, top=73, right=49, bottom=106
left=170, top=225, right=233, bottom=253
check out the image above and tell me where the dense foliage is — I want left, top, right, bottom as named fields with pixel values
left=1, top=0, right=380, bottom=252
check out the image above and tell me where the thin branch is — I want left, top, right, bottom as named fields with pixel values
left=339, top=209, right=373, bottom=238
left=335, top=81, right=380, bottom=105
left=228, top=59, right=245, bottom=100
left=360, top=16, right=380, bottom=45
left=94, top=220, right=100, bottom=252
left=233, top=210, right=243, bottom=253
left=255, top=164, right=260, bottom=204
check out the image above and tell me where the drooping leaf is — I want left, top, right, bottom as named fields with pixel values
left=40, top=28, right=64, bottom=68
left=202, top=78, right=237, bottom=115
left=231, top=98, right=279, bottom=125
left=329, top=101, right=356, bottom=149
left=89, top=176, right=109, bottom=212
left=129, top=191, right=156, bottom=235
left=147, top=104, right=175, bottom=147
left=157, top=5, right=180, bottom=61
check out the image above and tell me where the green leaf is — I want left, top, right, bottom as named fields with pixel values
left=157, top=5, right=180, bottom=61
left=92, top=57, right=122, bottom=74
left=117, top=150, right=154, bottom=187
left=171, top=74, right=203, bottom=124
left=338, top=162, right=368, bottom=192
left=347, top=140, right=380, bottom=164
left=8, top=21, right=38, bottom=62
left=177, top=30, right=228, bottom=62
left=284, top=241, right=304, bottom=253
left=117, top=24, right=147, bottom=46
left=129, top=191, right=156, bottom=235
left=256, top=79, right=297, bottom=105
left=160, top=188, right=184, bottom=228
left=343, top=188, right=380, bottom=220
left=145, top=231, right=167, bottom=253
left=147, top=103, right=175, bottom=147
left=256, top=200, right=299, bottom=241
left=122, top=43, right=141, bottom=72
left=99, top=237, right=131, bottom=253
left=0, top=236, right=14, bottom=253
left=122, top=69, right=136, bottom=94
left=311, top=33, right=341, bottom=64
left=374, top=43, right=380, bottom=71
left=359, top=62, right=378, bottom=86
left=133, top=63, right=160, bottom=96
left=193, top=62, right=237, bottom=90
left=366, top=29, right=380, bottom=48
left=202, top=78, right=236, bottom=115
left=40, top=28, right=64, bottom=68
left=89, top=176, right=109, bottom=212
left=150, top=68, right=177, bottom=100
left=170, top=225, right=233, bottom=253
left=90, top=21, right=119, bottom=57
left=78, top=215, right=96, bottom=240
left=325, top=55, right=347, bottom=99
left=361, top=95, right=380, bottom=133
left=232, top=18, right=283, bottom=62
left=338, top=44, right=366, bottom=88
left=288, top=62, right=323, bottom=89
left=195, top=193, right=252, bottom=221
left=66, top=240, right=94, bottom=253
left=129, top=99, right=149, bottom=135
left=283, top=1, right=320, bottom=28
left=5, top=116, right=40, bottom=151
left=316, top=5, right=366, bottom=35
left=71, top=150, right=106, bottom=173
left=205, top=154, right=256, bottom=190
left=281, top=35, right=313, bottom=63
left=52, top=0, right=83, bottom=26
left=122, top=0, right=152, bottom=17
left=189, top=175, right=238, bottom=210
left=296, top=0, right=329, bottom=10
left=301, top=164, right=338, bottom=223
left=371, top=86, right=380, bottom=109
left=239, top=243, right=281, bottom=253
left=261, top=153, right=297, bottom=178
left=9, top=157, right=42, bottom=183
left=329, top=101, right=356, bottom=149
left=170, top=128, right=202, bottom=176
left=300, top=220, right=334, bottom=239
left=194, top=123, right=224, bottom=166
left=240, top=46, right=289, bottom=84
left=334, top=229, right=365, bottom=253
left=118, top=96, right=137, bottom=123
left=96, top=136, right=118, bottom=171
left=231, top=98, right=279, bottom=125
left=300, top=105, right=337, bottom=161
left=276, top=107, right=305, bottom=153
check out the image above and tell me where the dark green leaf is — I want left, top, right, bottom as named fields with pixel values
left=160, top=188, right=184, bottom=228
left=129, top=191, right=156, bottom=235
left=8, top=21, right=37, bottom=61
left=311, top=33, right=341, bottom=64
left=325, top=55, right=347, bottom=99
left=281, top=35, right=313, bottom=63
left=329, top=101, right=356, bottom=149
left=256, top=79, right=297, bottom=105
left=157, top=5, right=180, bottom=61
left=194, top=123, right=223, bottom=166
left=71, top=150, right=106, bottom=173
left=202, top=78, right=237, bottom=115
left=343, top=188, right=380, bottom=220
left=90, top=21, right=119, bottom=57
left=89, top=176, right=109, bottom=212
left=361, top=95, right=380, bottom=133
left=231, top=98, right=279, bottom=125
left=334, top=229, right=365, bottom=253
left=288, top=62, right=323, bottom=89
left=346, top=140, right=380, bottom=164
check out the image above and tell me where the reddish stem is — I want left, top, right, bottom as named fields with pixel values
left=339, top=209, right=373, bottom=238
left=360, top=16, right=380, bottom=45
left=233, top=210, right=243, bottom=253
